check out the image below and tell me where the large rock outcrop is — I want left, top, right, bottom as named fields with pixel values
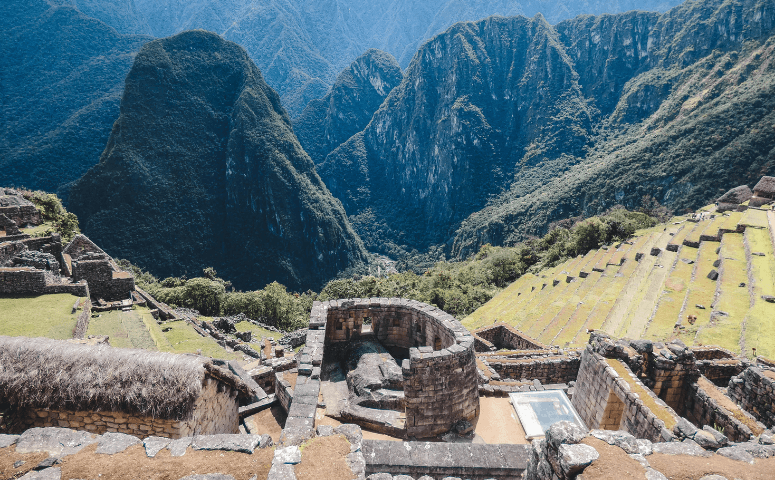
left=68, top=31, right=367, bottom=291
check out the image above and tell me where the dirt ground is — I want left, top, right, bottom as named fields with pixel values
left=295, top=435, right=357, bottom=480
left=315, top=408, right=401, bottom=442
left=582, top=437, right=775, bottom=480
left=474, top=396, right=528, bottom=444
left=1, top=443, right=274, bottom=480
left=243, top=405, right=287, bottom=443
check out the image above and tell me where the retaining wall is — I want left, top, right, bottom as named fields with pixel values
left=727, top=367, right=775, bottom=428
left=72, top=298, right=92, bottom=339
left=685, top=378, right=763, bottom=442
left=571, top=346, right=677, bottom=442
left=472, top=323, right=546, bottom=352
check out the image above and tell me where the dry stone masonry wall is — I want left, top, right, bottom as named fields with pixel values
left=473, top=322, right=547, bottom=352
left=727, top=367, right=775, bottom=428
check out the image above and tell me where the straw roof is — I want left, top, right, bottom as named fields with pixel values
left=753, top=176, right=775, bottom=196
left=0, top=336, right=246, bottom=420
left=717, top=185, right=752, bottom=204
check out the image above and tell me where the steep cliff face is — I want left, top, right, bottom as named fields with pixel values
left=293, top=49, right=403, bottom=166
left=321, top=0, right=775, bottom=261
left=50, top=0, right=684, bottom=116
left=0, top=0, right=150, bottom=195
left=68, top=31, right=367, bottom=291
left=319, top=14, right=597, bottom=252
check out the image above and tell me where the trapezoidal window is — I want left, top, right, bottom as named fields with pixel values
left=434, top=336, right=442, bottom=351
left=600, top=389, right=626, bottom=430
left=361, top=316, right=372, bottom=334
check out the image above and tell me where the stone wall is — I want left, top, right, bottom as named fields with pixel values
left=0, top=205, right=41, bottom=226
left=363, top=440, right=530, bottom=479
left=696, top=359, right=747, bottom=387
left=0, top=241, right=27, bottom=265
left=72, top=259, right=134, bottom=301
left=275, top=371, right=294, bottom=413
left=685, top=378, right=763, bottom=442
left=727, top=367, right=775, bottom=428
left=319, top=298, right=479, bottom=438
left=571, top=346, right=677, bottom=442
left=0, top=267, right=46, bottom=293
left=483, top=355, right=581, bottom=384
left=472, top=323, right=546, bottom=352
left=18, top=375, right=239, bottom=438
left=72, top=298, right=92, bottom=339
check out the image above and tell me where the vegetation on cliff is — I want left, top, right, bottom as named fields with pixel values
left=126, top=207, right=656, bottom=329
left=68, top=30, right=367, bottom=292
left=320, top=0, right=775, bottom=266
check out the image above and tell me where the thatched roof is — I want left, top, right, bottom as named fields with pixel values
left=0, top=336, right=248, bottom=420
left=717, top=185, right=752, bottom=204
left=753, top=176, right=775, bottom=196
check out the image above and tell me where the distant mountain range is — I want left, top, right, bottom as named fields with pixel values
left=318, top=0, right=775, bottom=264
left=49, top=0, right=685, bottom=116
left=67, top=31, right=367, bottom=291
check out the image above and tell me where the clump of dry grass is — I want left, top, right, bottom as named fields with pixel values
left=0, top=335, right=206, bottom=420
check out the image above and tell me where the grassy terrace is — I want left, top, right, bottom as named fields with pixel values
left=739, top=208, right=769, bottom=229
left=683, top=218, right=712, bottom=246
left=0, top=293, right=82, bottom=339
left=743, top=228, right=775, bottom=359
left=536, top=271, right=602, bottom=343
left=619, top=246, right=677, bottom=340
left=86, top=309, right=156, bottom=350
left=695, top=233, right=748, bottom=354
left=644, top=244, right=699, bottom=342
left=674, top=241, right=719, bottom=346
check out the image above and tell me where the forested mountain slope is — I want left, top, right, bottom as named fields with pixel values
left=67, top=31, right=367, bottom=292
left=50, top=0, right=684, bottom=116
left=0, top=0, right=150, bottom=196
left=318, top=0, right=775, bottom=264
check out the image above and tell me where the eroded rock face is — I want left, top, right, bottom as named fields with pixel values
left=68, top=30, right=367, bottom=291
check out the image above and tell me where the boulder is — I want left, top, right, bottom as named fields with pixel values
left=558, top=444, right=599, bottom=476
left=716, top=445, right=755, bottom=464
left=546, top=421, right=587, bottom=450
left=95, top=432, right=141, bottom=455
left=590, top=429, right=640, bottom=454
left=15, top=428, right=97, bottom=456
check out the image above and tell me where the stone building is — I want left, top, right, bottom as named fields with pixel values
left=750, top=175, right=775, bottom=207
left=0, top=189, right=41, bottom=226
left=63, top=234, right=135, bottom=301
left=0, top=336, right=251, bottom=438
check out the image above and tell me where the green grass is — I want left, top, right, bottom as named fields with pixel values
left=19, top=221, right=55, bottom=237
left=743, top=228, right=775, bottom=359
left=645, top=245, right=698, bottom=341
left=674, top=242, right=719, bottom=345
left=0, top=294, right=81, bottom=339
left=235, top=321, right=283, bottom=340
left=607, top=359, right=677, bottom=430
left=85, top=309, right=157, bottom=350
left=739, top=209, right=769, bottom=229
left=695, top=234, right=748, bottom=353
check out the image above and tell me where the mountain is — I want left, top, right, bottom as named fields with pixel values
left=293, top=49, right=403, bottom=166
left=49, top=0, right=685, bottom=116
left=67, top=31, right=367, bottom=291
left=318, top=0, right=775, bottom=264
left=0, top=0, right=150, bottom=196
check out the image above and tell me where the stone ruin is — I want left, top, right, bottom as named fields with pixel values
left=0, top=188, right=41, bottom=228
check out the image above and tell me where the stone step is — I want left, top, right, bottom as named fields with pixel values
left=643, top=242, right=700, bottom=342
left=743, top=225, right=775, bottom=359
left=683, top=218, right=713, bottom=248
left=599, top=231, right=670, bottom=335
left=695, top=233, right=748, bottom=354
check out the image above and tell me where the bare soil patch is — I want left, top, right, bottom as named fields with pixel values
left=296, top=435, right=356, bottom=480
left=647, top=452, right=775, bottom=480
left=474, top=396, right=527, bottom=444
left=3, top=443, right=274, bottom=480
left=244, top=405, right=286, bottom=442
left=580, top=437, right=648, bottom=479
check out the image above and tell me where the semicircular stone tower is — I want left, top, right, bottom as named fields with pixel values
left=312, top=298, right=480, bottom=438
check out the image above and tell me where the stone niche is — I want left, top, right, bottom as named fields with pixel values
left=321, top=298, right=480, bottom=438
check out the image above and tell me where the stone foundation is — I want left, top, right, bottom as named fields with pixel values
left=472, top=322, right=546, bottom=352
left=483, top=355, right=580, bottom=384
left=685, top=377, right=764, bottom=442
left=18, top=376, right=239, bottom=439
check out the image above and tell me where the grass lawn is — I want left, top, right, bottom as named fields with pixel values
left=86, top=309, right=157, bottom=350
left=19, top=221, right=54, bottom=237
left=134, top=308, right=243, bottom=361
left=235, top=321, right=283, bottom=341
left=0, top=293, right=82, bottom=339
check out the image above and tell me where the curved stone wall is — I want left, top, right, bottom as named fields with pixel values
left=320, top=298, right=480, bottom=438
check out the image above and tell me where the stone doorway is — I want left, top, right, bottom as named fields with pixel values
left=600, top=389, right=625, bottom=430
